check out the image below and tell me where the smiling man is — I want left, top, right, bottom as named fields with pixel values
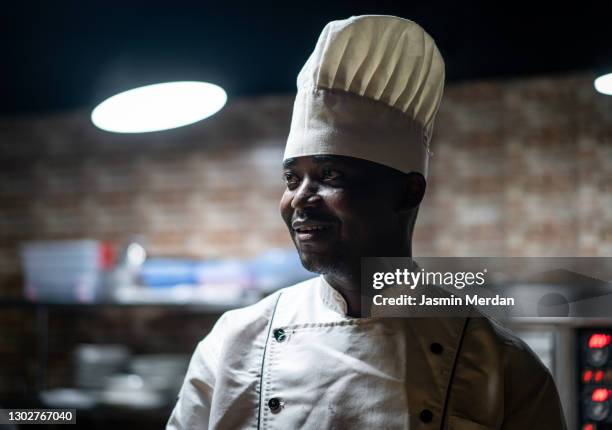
left=167, top=15, right=567, bottom=429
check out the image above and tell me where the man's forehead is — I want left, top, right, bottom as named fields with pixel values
left=282, top=154, right=374, bottom=169
left=283, top=154, right=412, bottom=186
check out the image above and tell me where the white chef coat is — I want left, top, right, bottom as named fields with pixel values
left=167, top=276, right=567, bottom=429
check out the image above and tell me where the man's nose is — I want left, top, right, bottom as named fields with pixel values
left=291, top=177, right=322, bottom=210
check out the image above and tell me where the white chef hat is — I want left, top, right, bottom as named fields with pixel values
left=284, top=15, right=445, bottom=177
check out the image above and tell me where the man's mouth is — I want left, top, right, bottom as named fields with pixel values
left=292, top=220, right=335, bottom=242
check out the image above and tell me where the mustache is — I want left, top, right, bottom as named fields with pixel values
left=290, top=210, right=337, bottom=224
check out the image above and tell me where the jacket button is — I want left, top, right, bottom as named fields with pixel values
left=268, top=397, right=281, bottom=412
left=419, top=409, right=433, bottom=423
left=430, top=342, right=443, bottom=354
left=273, top=328, right=286, bottom=342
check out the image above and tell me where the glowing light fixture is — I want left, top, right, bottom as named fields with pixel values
left=91, top=81, right=227, bottom=133
left=594, top=73, right=612, bottom=96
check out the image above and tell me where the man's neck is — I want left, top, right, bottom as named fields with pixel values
left=323, top=244, right=413, bottom=317
left=323, top=272, right=363, bottom=317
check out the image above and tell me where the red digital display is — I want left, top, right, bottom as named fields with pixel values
left=594, top=370, right=605, bottom=383
left=592, top=388, right=610, bottom=402
left=588, top=334, right=612, bottom=349
left=583, top=369, right=594, bottom=383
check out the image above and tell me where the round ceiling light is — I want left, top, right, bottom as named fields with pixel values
left=91, top=81, right=227, bottom=133
left=594, top=73, right=612, bottom=96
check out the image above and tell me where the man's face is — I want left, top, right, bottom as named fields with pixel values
left=280, top=154, right=408, bottom=275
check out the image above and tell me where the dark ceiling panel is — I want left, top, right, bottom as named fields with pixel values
left=0, top=1, right=610, bottom=114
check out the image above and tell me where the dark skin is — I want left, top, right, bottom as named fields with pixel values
left=280, top=154, right=426, bottom=317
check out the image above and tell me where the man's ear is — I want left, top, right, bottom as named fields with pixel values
left=398, top=172, right=426, bottom=212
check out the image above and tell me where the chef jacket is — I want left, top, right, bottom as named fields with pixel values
left=167, top=275, right=567, bottom=429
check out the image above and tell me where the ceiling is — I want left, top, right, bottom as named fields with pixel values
left=1, top=1, right=609, bottom=115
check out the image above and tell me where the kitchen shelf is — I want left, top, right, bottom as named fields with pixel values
left=0, top=295, right=258, bottom=409
left=0, top=297, right=257, bottom=313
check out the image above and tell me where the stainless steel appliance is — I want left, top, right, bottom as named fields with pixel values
left=509, top=318, right=612, bottom=430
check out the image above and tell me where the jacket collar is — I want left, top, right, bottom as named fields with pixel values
left=317, top=259, right=423, bottom=318
left=318, top=276, right=350, bottom=316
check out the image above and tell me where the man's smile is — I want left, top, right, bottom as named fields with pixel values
left=291, top=219, right=336, bottom=244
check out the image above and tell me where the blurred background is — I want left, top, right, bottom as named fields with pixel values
left=0, top=1, right=611, bottom=429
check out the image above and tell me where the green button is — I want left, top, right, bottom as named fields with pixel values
left=268, top=397, right=281, bottom=412
left=273, top=328, right=286, bottom=342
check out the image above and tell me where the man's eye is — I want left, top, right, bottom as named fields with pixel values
left=283, top=172, right=300, bottom=188
left=322, top=168, right=344, bottom=181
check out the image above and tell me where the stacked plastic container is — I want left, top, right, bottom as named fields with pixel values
left=20, top=240, right=111, bottom=303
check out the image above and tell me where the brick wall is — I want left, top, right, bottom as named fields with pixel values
left=423, top=73, right=612, bottom=256
left=1, top=72, right=611, bottom=297
left=1, top=73, right=612, bottom=296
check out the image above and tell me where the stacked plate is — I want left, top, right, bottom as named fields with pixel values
left=75, top=344, right=130, bottom=389
left=129, top=354, right=190, bottom=401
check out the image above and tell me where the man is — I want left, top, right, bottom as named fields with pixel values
left=167, top=15, right=567, bottom=429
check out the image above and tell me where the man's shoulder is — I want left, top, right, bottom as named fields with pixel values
left=218, top=276, right=318, bottom=330
left=465, top=315, right=565, bottom=426
left=466, top=311, right=552, bottom=377
left=199, top=277, right=318, bottom=357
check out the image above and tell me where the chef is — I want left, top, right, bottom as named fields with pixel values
left=167, top=15, right=568, bottom=429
